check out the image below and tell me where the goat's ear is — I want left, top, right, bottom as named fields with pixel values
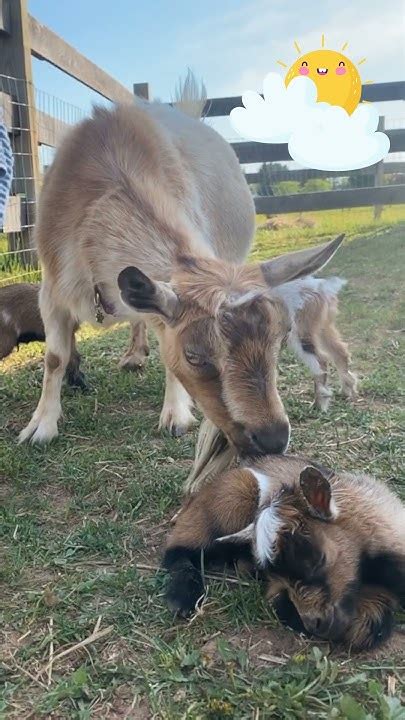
left=216, top=523, right=255, bottom=544
left=118, top=266, right=180, bottom=323
left=260, top=234, right=344, bottom=287
left=299, top=466, right=337, bottom=521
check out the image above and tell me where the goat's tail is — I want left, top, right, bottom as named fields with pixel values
left=172, top=68, right=207, bottom=119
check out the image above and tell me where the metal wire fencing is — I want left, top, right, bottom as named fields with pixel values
left=0, top=73, right=86, bottom=287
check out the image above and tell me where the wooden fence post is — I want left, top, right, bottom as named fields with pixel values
left=133, top=83, right=150, bottom=100
left=374, top=116, right=385, bottom=220
left=0, top=0, right=40, bottom=266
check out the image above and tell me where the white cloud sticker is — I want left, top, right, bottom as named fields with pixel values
left=230, top=72, right=390, bottom=171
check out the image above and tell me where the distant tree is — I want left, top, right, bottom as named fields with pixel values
left=275, top=180, right=301, bottom=195
left=301, top=178, right=332, bottom=192
left=346, top=170, right=375, bottom=188
left=257, top=164, right=274, bottom=196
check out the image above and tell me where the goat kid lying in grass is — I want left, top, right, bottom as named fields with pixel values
left=273, top=275, right=357, bottom=410
left=0, top=283, right=86, bottom=389
left=163, top=455, right=405, bottom=651
left=0, top=282, right=150, bottom=386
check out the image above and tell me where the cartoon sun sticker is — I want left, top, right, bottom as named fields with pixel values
left=229, top=35, right=389, bottom=171
left=279, top=35, right=371, bottom=114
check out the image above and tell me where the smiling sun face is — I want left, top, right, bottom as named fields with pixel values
left=282, top=41, right=366, bottom=115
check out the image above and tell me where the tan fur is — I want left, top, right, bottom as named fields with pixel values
left=167, top=468, right=258, bottom=549
left=19, top=91, right=342, bottom=445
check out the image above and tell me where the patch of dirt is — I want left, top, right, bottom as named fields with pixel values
left=0, top=627, right=35, bottom=662
left=225, top=626, right=311, bottom=667
left=0, top=477, right=12, bottom=501
left=361, top=629, right=405, bottom=660
left=204, top=625, right=405, bottom=668
left=92, top=692, right=151, bottom=720
left=42, top=483, right=73, bottom=514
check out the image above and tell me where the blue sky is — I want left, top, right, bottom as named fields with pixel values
left=29, top=0, right=405, bottom=151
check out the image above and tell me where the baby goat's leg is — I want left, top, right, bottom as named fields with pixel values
left=288, top=331, right=332, bottom=411
left=119, top=319, right=150, bottom=372
left=65, top=330, right=89, bottom=391
left=19, top=292, right=75, bottom=444
left=163, top=469, right=257, bottom=616
left=0, top=327, right=17, bottom=360
left=320, top=320, right=357, bottom=399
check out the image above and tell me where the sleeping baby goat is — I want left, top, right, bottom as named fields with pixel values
left=273, top=276, right=357, bottom=410
left=163, top=455, right=405, bottom=651
left=0, top=283, right=86, bottom=388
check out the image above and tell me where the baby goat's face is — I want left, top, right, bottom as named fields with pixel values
left=222, top=466, right=399, bottom=651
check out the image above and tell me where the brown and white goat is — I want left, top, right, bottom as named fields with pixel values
left=273, top=276, right=357, bottom=410
left=164, top=455, right=405, bottom=651
left=0, top=283, right=86, bottom=388
left=19, top=86, right=342, bottom=450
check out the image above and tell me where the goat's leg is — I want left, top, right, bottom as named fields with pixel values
left=159, top=369, right=196, bottom=437
left=320, top=323, right=358, bottom=399
left=19, top=299, right=75, bottom=444
left=119, top=319, right=149, bottom=372
left=163, top=469, right=256, bottom=616
left=65, top=331, right=89, bottom=391
left=288, top=331, right=333, bottom=411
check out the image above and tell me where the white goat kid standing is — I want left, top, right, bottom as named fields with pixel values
left=273, top=276, right=357, bottom=410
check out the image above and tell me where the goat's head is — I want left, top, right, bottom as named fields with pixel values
left=218, top=464, right=404, bottom=651
left=118, top=235, right=343, bottom=457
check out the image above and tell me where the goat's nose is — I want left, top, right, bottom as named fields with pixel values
left=302, top=615, right=332, bottom=639
left=249, top=421, right=290, bottom=456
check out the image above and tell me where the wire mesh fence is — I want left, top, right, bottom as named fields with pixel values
left=0, top=73, right=87, bottom=286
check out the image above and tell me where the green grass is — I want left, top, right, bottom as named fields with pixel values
left=1, top=210, right=405, bottom=718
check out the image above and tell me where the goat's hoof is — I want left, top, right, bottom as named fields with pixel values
left=159, top=408, right=196, bottom=438
left=19, top=418, right=58, bottom=445
left=166, top=571, right=205, bottom=618
left=171, top=424, right=188, bottom=438
left=66, top=371, right=90, bottom=392
left=119, top=352, right=149, bottom=373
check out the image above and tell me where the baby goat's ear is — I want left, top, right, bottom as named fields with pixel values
left=299, top=466, right=337, bottom=521
left=216, top=523, right=255, bottom=544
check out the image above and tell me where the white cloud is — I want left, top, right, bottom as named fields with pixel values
left=230, top=74, right=317, bottom=143
left=289, top=102, right=390, bottom=170
left=230, top=72, right=390, bottom=171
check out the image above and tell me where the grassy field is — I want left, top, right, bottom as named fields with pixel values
left=1, top=208, right=405, bottom=718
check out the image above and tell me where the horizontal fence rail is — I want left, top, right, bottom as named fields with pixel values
left=231, top=129, right=405, bottom=165
left=28, top=14, right=133, bottom=104
left=245, top=162, right=405, bottom=185
left=202, top=81, right=405, bottom=117
left=255, top=185, right=405, bottom=214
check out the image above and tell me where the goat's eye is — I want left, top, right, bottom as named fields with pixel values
left=184, top=350, right=208, bottom=367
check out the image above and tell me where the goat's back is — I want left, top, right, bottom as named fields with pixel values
left=35, top=102, right=254, bottom=300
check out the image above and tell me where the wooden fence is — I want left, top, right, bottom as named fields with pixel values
left=0, top=0, right=404, bottom=272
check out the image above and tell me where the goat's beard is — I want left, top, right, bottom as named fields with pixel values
left=185, top=418, right=238, bottom=494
